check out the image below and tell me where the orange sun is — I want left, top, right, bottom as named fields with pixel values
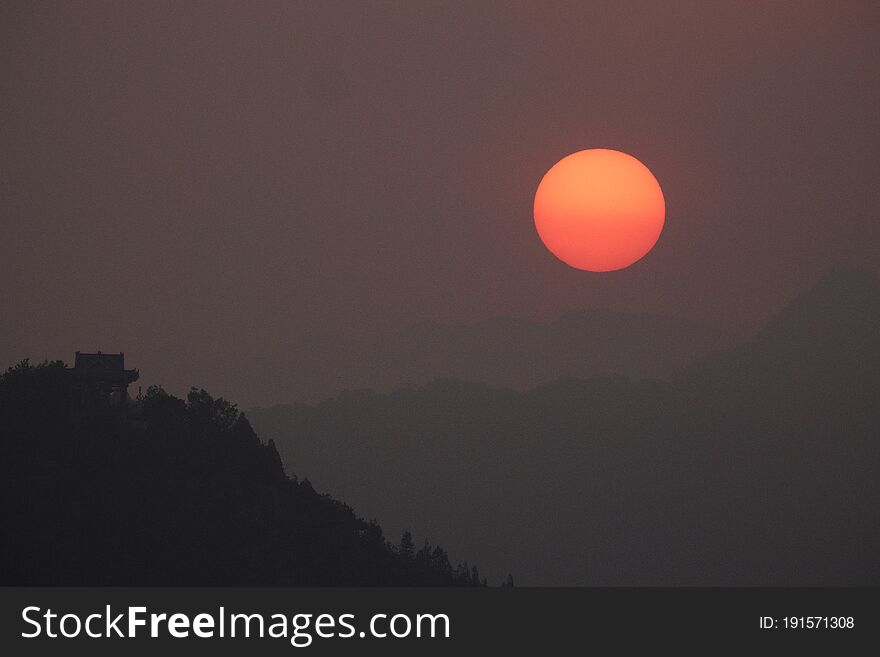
left=534, top=149, right=665, bottom=272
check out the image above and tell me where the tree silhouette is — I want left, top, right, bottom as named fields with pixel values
left=399, top=531, right=415, bottom=561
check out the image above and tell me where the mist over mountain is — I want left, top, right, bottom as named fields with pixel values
left=207, top=310, right=726, bottom=407
left=249, top=266, right=880, bottom=585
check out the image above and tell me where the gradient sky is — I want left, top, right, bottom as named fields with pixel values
left=2, top=1, right=878, bottom=400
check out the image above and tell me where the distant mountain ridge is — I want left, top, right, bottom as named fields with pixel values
left=680, top=263, right=880, bottom=404
left=222, top=309, right=726, bottom=406
left=249, top=265, right=880, bottom=585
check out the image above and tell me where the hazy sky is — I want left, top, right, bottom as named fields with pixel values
left=2, top=1, right=878, bottom=399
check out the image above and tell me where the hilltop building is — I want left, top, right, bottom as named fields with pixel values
left=68, top=351, right=139, bottom=407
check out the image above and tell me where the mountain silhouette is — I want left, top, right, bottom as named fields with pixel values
left=0, top=367, right=484, bottom=585
left=249, top=266, right=880, bottom=585
left=198, top=310, right=725, bottom=406
left=682, top=263, right=879, bottom=397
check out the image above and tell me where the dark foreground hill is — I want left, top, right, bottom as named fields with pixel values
left=0, top=367, right=483, bottom=586
left=250, top=266, right=880, bottom=586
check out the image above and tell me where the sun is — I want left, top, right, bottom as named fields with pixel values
left=534, top=149, right=665, bottom=272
